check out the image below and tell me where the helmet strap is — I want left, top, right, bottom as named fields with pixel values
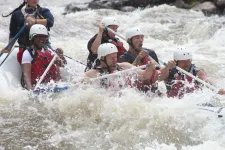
left=101, top=57, right=112, bottom=73
left=128, top=38, right=141, bottom=55
left=128, top=38, right=135, bottom=49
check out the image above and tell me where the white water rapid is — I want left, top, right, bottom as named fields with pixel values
left=0, top=0, right=225, bottom=149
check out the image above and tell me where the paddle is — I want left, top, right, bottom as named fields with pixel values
left=0, top=24, right=27, bottom=57
left=48, top=46, right=86, bottom=66
left=159, top=60, right=218, bottom=92
left=90, top=63, right=149, bottom=81
left=106, top=27, right=219, bottom=93
left=34, top=54, right=58, bottom=90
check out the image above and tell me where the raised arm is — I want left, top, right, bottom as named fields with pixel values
left=90, top=23, right=105, bottom=54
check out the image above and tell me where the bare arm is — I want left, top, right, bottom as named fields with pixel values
left=118, top=62, right=133, bottom=70
left=84, top=69, right=100, bottom=78
left=197, top=70, right=218, bottom=86
left=197, top=70, right=210, bottom=82
left=55, top=48, right=67, bottom=67
left=22, top=63, right=33, bottom=90
left=137, top=62, right=156, bottom=81
left=90, top=23, right=105, bottom=54
left=197, top=70, right=225, bottom=95
left=160, top=60, right=176, bottom=81
left=159, top=66, right=171, bottom=81
left=132, top=56, right=141, bottom=66
left=132, top=50, right=149, bottom=66
left=119, top=62, right=156, bottom=81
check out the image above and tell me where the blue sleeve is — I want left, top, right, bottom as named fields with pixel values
left=118, top=53, right=133, bottom=63
left=9, top=12, right=18, bottom=38
left=118, top=54, right=127, bottom=63
left=41, top=8, right=54, bottom=28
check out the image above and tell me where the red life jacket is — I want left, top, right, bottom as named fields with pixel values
left=166, top=65, right=200, bottom=98
left=17, top=47, right=30, bottom=64
left=31, top=50, right=60, bottom=85
left=134, top=69, right=158, bottom=93
left=139, top=57, right=151, bottom=66
left=134, top=56, right=158, bottom=93
left=17, top=48, right=61, bottom=86
left=111, top=40, right=126, bottom=55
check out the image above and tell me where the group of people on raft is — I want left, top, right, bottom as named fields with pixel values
left=1, top=0, right=225, bottom=98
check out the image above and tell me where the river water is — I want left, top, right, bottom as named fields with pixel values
left=0, top=0, right=225, bottom=149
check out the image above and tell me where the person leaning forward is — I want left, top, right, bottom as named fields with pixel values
left=85, top=43, right=157, bottom=89
left=157, top=47, right=225, bottom=98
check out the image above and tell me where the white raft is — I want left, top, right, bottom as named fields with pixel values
left=198, top=103, right=225, bottom=118
left=0, top=47, right=85, bottom=92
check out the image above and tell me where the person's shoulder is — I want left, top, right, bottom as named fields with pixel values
left=119, top=51, right=134, bottom=61
left=118, top=62, right=133, bottom=69
left=23, top=49, right=31, bottom=54
left=12, top=9, right=22, bottom=16
left=46, top=48, right=54, bottom=53
left=88, top=34, right=98, bottom=43
left=91, top=34, right=98, bottom=40
left=196, top=69, right=206, bottom=77
left=192, top=64, right=204, bottom=73
left=85, top=69, right=99, bottom=78
left=22, top=49, right=32, bottom=59
left=121, top=51, right=131, bottom=56
left=119, top=51, right=128, bottom=59
left=39, top=7, right=50, bottom=12
left=23, top=48, right=34, bottom=56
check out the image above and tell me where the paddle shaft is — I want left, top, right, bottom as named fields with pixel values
left=106, top=27, right=219, bottom=92
left=34, top=54, right=58, bottom=90
left=0, top=24, right=27, bottom=57
left=106, top=27, right=126, bottom=40
left=91, top=63, right=149, bottom=81
left=48, top=44, right=86, bottom=66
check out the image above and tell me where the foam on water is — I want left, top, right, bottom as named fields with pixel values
left=0, top=0, right=225, bottom=149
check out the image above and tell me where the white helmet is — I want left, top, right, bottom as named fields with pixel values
left=126, top=27, right=144, bottom=41
left=173, top=47, right=192, bottom=61
left=29, top=24, right=48, bottom=40
left=101, top=17, right=119, bottom=27
left=97, top=43, right=118, bottom=59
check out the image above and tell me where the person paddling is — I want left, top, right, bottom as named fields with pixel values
left=18, top=24, right=66, bottom=90
left=85, top=43, right=157, bottom=89
left=1, top=0, right=54, bottom=54
left=85, top=17, right=126, bottom=72
left=119, top=27, right=160, bottom=93
left=159, top=48, right=225, bottom=98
